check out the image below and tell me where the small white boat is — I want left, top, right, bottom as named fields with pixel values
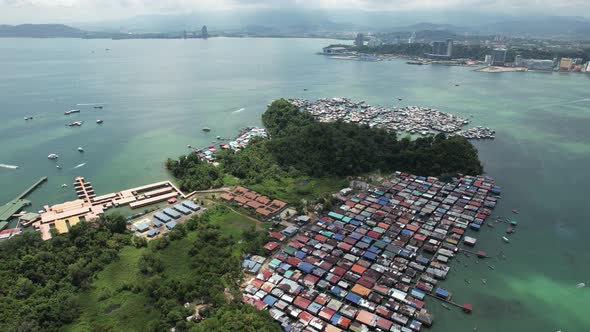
left=202, top=127, right=211, bottom=132
left=77, top=147, right=84, bottom=152
left=187, top=145, right=192, bottom=148
left=48, top=154, right=59, bottom=160
left=576, top=282, right=586, bottom=288
left=502, top=236, right=510, bottom=243
left=96, top=119, right=103, bottom=124
left=56, top=165, right=61, bottom=169
left=61, top=184, right=68, bottom=188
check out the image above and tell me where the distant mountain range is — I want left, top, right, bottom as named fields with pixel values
left=2, top=11, right=590, bottom=39
left=0, top=24, right=86, bottom=37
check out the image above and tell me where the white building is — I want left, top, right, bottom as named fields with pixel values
left=484, top=55, right=492, bottom=65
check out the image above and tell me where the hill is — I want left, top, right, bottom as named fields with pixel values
left=0, top=24, right=87, bottom=38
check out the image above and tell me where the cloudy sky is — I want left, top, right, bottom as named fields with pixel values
left=0, top=0, right=586, bottom=24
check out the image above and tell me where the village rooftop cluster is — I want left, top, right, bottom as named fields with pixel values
left=243, top=172, right=501, bottom=332
left=288, top=98, right=495, bottom=140
left=195, top=127, right=267, bottom=162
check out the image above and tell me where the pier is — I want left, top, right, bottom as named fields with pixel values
left=424, top=293, right=473, bottom=313
left=460, top=248, right=488, bottom=258
left=0, top=176, right=48, bottom=224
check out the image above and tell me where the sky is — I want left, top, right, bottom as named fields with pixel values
left=0, top=0, right=587, bottom=24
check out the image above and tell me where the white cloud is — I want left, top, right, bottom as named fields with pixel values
left=0, top=0, right=587, bottom=23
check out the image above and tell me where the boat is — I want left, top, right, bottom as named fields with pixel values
left=464, top=278, right=471, bottom=284
left=61, top=184, right=68, bottom=188
left=441, top=303, right=451, bottom=310
left=56, top=165, right=61, bottom=169
left=455, top=84, right=460, bottom=87
left=24, top=116, right=33, bottom=120
left=576, top=282, right=586, bottom=288
left=96, top=119, right=103, bottom=124
left=65, top=109, right=80, bottom=115
left=77, top=147, right=84, bottom=152
left=481, top=278, right=487, bottom=285
left=93, top=106, right=103, bottom=109
left=407, top=61, right=424, bottom=65
left=187, top=145, right=192, bottom=148
left=487, top=223, right=495, bottom=228
left=512, top=208, right=519, bottom=214
left=67, top=121, right=83, bottom=127
left=47, top=154, right=59, bottom=160
left=216, top=136, right=221, bottom=140
left=506, top=226, right=514, bottom=234
left=487, top=264, right=495, bottom=270
left=202, top=127, right=211, bottom=132
left=502, top=236, right=510, bottom=243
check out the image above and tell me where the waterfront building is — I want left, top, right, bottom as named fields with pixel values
left=559, top=57, right=573, bottom=71
left=484, top=55, right=492, bottom=65
left=354, top=33, right=364, bottom=48
left=446, top=39, right=453, bottom=57
left=426, top=39, right=453, bottom=60
left=514, top=55, right=522, bottom=66
left=408, top=32, right=416, bottom=44
left=522, top=59, right=555, bottom=71
left=586, top=62, right=590, bottom=73
left=201, top=25, right=208, bottom=38
left=491, top=48, right=507, bottom=66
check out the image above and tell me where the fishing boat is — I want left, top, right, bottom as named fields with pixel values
left=502, top=236, right=510, bottom=243
left=512, top=208, right=519, bottom=214
left=24, top=116, right=33, bottom=120
left=217, top=136, right=221, bottom=140
left=47, top=153, right=59, bottom=160
left=67, top=121, right=83, bottom=127
left=96, top=119, right=103, bottom=124
left=65, top=109, right=80, bottom=115
left=576, top=282, right=586, bottom=288
left=61, top=184, right=68, bottom=188
left=77, top=147, right=84, bottom=152
left=56, top=165, right=61, bottom=169
left=202, top=127, right=211, bottom=132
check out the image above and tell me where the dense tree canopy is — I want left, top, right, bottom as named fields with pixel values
left=189, top=304, right=280, bottom=332
left=0, top=216, right=130, bottom=332
left=168, top=99, right=484, bottom=192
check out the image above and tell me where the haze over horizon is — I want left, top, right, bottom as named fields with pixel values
left=0, top=0, right=588, bottom=25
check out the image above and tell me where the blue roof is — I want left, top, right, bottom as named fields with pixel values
left=165, top=221, right=177, bottom=229
left=294, top=250, right=306, bottom=259
left=182, top=200, right=200, bottom=211
left=163, top=208, right=181, bottom=219
left=345, top=292, right=361, bottom=304
left=333, top=233, right=345, bottom=241
left=363, top=251, right=377, bottom=261
left=153, top=212, right=171, bottom=222
left=174, top=204, right=191, bottom=215
left=147, top=229, right=160, bottom=237
left=331, top=314, right=342, bottom=325
left=135, top=223, right=149, bottom=232
left=297, top=262, right=315, bottom=274
left=152, top=220, right=163, bottom=227
left=263, top=295, right=278, bottom=306
left=308, top=302, right=322, bottom=314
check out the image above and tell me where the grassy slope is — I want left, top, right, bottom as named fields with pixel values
left=65, top=211, right=256, bottom=332
left=247, top=176, right=347, bottom=203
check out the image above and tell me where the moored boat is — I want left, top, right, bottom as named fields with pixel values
left=502, top=236, right=510, bottom=243
left=202, top=127, right=211, bottom=132
left=47, top=153, right=59, bottom=160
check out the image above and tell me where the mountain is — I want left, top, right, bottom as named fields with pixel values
left=476, top=16, right=590, bottom=38
left=0, top=24, right=86, bottom=37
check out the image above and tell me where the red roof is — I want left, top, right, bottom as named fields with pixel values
left=319, top=307, right=336, bottom=321
left=315, top=234, right=328, bottom=242
left=351, top=264, right=367, bottom=275
left=376, top=318, right=394, bottom=330
left=269, top=232, right=286, bottom=241
left=294, top=296, right=312, bottom=309
left=264, top=242, right=280, bottom=251
left=298, top=311, right=313, bottom=324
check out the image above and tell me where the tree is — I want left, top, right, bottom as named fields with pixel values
left=100, top=213, right=127, bottom=234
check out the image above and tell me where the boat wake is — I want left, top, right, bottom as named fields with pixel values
left=72, top=163, right=86, bottom=169
left=0, top=163, right=19, bottom=169
left=76, top=103, right=105, bottom=106
left=232, top=108, right=245, bottom=113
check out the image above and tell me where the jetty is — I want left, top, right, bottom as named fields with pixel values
left=0, top=177, right=48, bottom=226
left=424, top=293, right=473, bottom=313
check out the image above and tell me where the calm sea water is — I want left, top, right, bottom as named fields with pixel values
left=1, top=38, right=589, bottom=331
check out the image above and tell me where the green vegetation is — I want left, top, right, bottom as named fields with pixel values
left=61, top=207, right=278, bottom=332
left=0, top=215, right=130, bottom=332
left=167, top=99, right=483, bottom=203
left=189, top=304, right=279, bottom=332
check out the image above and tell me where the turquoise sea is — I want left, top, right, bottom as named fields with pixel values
left=0, top=38, right=589, bottom=331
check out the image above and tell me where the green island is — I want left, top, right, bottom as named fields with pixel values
left=0, top=99, right=484, bottom=332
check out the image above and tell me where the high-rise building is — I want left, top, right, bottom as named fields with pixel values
left=367, top=38, right=382, bottom=48
left=408, top=32, right=416, bottom=44
left=354, top=33, right=364, bottom=48
left=514, top=55, right=522, bottom=67
left=201, top=25, right=209, bottom=38
left=491, top=48, right=507, bottom=66
left=446, top=39, right=453, bottom=57
left=432, top=41, right=447, bottom=55
left=484, top=55, right=492, bottom=65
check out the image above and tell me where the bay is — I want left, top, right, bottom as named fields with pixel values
left=0, top=37, right=589, bottom=331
